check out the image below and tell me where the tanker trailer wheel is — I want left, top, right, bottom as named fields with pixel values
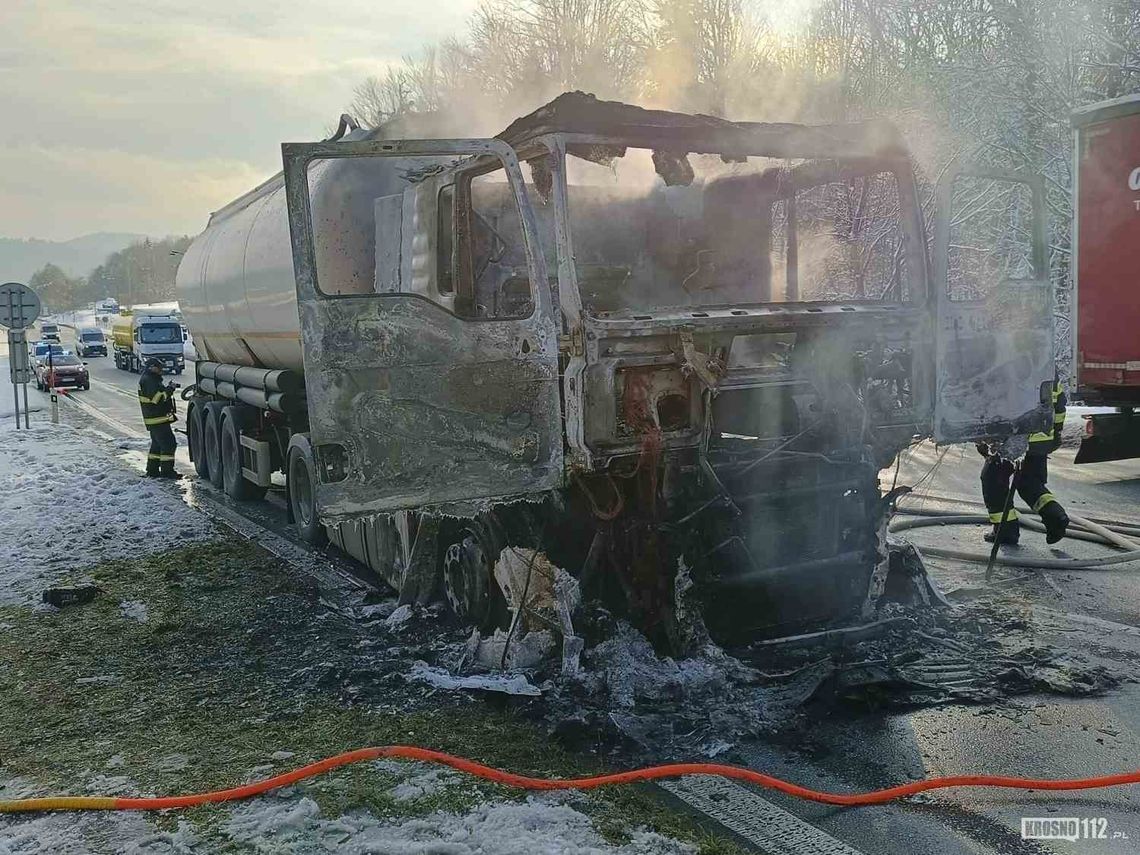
left=187, top=401, right=210, bottom=480
left=220, top=406, right=268, bottom=501
left=203, top=401, right=226, bottom=490
left=440, top=517, right=509, bottom=631
left=286, top=435, right=327, bottom=545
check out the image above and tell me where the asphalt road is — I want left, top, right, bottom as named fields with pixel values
left=19, top=322, right=1140, bottom=854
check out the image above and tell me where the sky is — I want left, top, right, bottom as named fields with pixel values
left=0, top=0, right=479, bottom=241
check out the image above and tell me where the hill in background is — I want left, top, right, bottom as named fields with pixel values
left=0, top=233, right=145, bottom=282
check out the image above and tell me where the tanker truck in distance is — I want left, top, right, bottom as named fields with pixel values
left=1071, top=94, right=1140, bottom=463
left=175, top=93, right=1056, bottom=648
left=110, top=312, right=186, bottom=374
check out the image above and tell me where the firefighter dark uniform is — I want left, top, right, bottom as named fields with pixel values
left=979, top=380, right=1070, bottom=544
left=138, top=362, right=178, bottom=478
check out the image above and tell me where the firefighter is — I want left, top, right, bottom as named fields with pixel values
left=138, top=358, right=180, bottom=479
left=978, top=376, right=1069, bottom=544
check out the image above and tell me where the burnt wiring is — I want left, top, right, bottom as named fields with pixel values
left=575, top=473, right=625, bottom=521
left=735, top=419, right=823, bottom=479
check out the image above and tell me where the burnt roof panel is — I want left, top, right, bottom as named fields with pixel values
left=496, top=91, right=910, bottom=161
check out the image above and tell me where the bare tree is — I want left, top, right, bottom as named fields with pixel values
left=343, top=0, right=1140, bottom=373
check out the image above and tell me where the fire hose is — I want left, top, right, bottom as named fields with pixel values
left=1, top=746, right=1139, bottom=813
left=890, top=504, right=1140, bottom=569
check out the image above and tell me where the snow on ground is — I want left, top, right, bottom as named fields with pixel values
left=0, top=344, right=42, bottom=421
left=223, top=792, right=695, bottom=855
left=1, top=762, right=696, bottom=854
left=119, top=600, right=149, bottom=623
left=0, top=796, right=695, bottom=855
left=0, top=420, right=215, bottom=605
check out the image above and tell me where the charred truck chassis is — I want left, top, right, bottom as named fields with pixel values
left=180, top=94, right=1055, bottom=650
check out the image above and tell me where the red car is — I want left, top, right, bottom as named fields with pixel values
left=35, top=353, right=90, bottom=391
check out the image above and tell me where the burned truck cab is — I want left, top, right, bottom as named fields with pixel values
left=280, top=94, right=1056, bottom=648
left=500, top=101, right=935, bottom=642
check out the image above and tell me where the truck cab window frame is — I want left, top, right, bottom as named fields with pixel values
left=302, top=150, right=542, bottom=324
left=437, top=183, right=455, bottom=296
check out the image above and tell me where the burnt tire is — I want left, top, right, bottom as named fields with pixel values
left=440, top=516, right=509, bottom=631
left=220, top=406, right=267, bottom=501
left=203, top=402, right=226, bottom=490
left=188, top=402, right=209, bottom=479
left=287, top=435, right=326, bottom=545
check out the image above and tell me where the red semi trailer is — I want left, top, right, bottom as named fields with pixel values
left=1072, top=94, right=1140, bottom=463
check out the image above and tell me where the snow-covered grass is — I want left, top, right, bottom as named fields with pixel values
left=0, top=421, right=214, bottom=605
left=223, top=792, right=696, bottom=855
left=0, top=785, right=694, bottom=855
left=0, top=537, right=744, bottom=854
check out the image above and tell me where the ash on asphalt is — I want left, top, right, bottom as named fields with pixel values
left=364, top=575, right=1131, bottom=767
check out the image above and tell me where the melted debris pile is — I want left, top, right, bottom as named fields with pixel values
left=739, top=602, right=1120, bottom=708
left=387, top=554, right=1124, bottom=757
left=542, top=615, right=779, bottom=755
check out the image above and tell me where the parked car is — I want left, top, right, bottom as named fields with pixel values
left=39, top=322, right=61, bottom=342
left=75, top=327, right=107, bottom=357
left=35, top=353, right=89, bottom=391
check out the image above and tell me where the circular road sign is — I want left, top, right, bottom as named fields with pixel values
left=0, top=282, right=41, bottom=329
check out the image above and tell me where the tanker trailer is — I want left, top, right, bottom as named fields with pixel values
left=176, top=94, right=1056, bottom=648
left=1071, top=94, right=1140, bottom=463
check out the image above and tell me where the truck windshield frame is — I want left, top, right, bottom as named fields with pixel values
left=563, top=147, right=914, bottom=313
left=520, top=132, right=930, bottom=323
left=139, top=324, right=182, bottom=344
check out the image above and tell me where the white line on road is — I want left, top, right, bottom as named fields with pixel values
left=660, top=775, right=867, bottom=855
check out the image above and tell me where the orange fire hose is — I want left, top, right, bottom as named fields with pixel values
left=2, top=746, right=1139, bottom=813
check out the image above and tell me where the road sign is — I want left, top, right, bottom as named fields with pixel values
left=7, top=328, right=31, bottom=384
left=0, top=282, right=41, bottom=329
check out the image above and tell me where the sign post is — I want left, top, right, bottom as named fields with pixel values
left=0, top=282, right=42, bottom=429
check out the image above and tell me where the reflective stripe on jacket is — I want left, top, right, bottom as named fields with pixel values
left=1028, top=382, right=1066, bottom=445
left=138, top=373, right=175, bottom=427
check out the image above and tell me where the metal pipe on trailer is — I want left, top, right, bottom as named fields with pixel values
left=196, top=362, right=304, bottom=395
left=196, top=367, right=306, bottom=415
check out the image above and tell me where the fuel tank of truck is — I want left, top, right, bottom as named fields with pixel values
left=175, top=130, right=403, bottom=370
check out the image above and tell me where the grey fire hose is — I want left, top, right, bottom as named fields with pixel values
left=890, top=505, right=1140, bottom=570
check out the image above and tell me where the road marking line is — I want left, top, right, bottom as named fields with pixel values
left=56, top=387, right=144, bottom=437
left=89, top=375, right=139, bottom=402
left=660, top=775, right=866, bottom=855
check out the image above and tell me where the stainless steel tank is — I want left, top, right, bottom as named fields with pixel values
left=176, top=135, right=405, bottom=371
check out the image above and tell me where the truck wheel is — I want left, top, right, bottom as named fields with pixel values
left=221, top=406, right=267, bottom=501
left=287, top=435, right=327, bottom=545
left=187, top=402, right=209, bottom=479
left=203, top=402, right=226, bottom=490
left=440, top=516, right=509, bottom=631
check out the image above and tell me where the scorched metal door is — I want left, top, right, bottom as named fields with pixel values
left=932, top=167, right=1054, bottom=444
left=282, top=138, right=563, bottom=521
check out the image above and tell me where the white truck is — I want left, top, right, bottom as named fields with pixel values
left=175, top=94, right=1055, bottom=647
left=110, top=311, right=186, bottom=374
